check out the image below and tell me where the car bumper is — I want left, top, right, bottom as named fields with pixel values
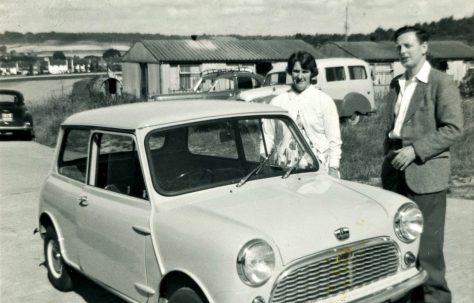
left=0, top=124, right=33, bottom=133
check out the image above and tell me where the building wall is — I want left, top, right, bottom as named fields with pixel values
left=122, top=62, right=141, bottom=98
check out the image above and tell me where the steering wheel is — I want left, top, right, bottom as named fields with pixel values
left=170, top=168, right=214, bottom=190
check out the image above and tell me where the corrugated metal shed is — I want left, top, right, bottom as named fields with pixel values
left=122, top=39, right=325, bottom=63
left=320, top=41, right=474, bottom=62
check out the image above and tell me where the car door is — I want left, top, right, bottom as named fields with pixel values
left=77, top=131, right=152, bottom=302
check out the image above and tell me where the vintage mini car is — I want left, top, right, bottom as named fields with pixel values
left=37, top=100, right=427, bottom=303
left=0, top=89, right=34, bottom=139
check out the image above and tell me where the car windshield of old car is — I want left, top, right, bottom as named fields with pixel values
left=146, top=116, right=318, bottom=195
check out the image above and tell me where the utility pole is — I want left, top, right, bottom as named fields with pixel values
left=344, top=1, right=349, bottom=41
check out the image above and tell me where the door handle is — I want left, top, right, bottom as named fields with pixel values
left=78, top=196, right=88, bottom=207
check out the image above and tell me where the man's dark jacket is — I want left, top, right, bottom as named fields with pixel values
left=382, top=67, right=464, bottom=194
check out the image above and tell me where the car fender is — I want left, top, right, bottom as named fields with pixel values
left=38, top=210, right=80, bottom=271
left=339, top=92, right=372, bottom=117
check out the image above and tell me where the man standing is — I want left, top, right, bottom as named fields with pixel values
left=381, top=26, right=464, bottom=302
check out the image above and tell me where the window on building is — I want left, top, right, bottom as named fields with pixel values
left=348, top=66, right=368, bottom=80
left=325, top=67, right=346, bottom=82
left=179, top=65, right=201, bottom=91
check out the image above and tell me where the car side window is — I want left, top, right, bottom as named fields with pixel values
left=325, top=66, right=346, bottom=82
left=94, top=133, right=147, bottom=200
left=58, top=128, right=91, bottom=183
left=348, top=66, right=368, bottom=80
left=211, top=78, right=234, bottom=92
left=238, top=76, right=254, bottom=89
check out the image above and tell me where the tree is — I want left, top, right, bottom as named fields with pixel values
left=102, top=48, right=122, bottom=60
left=52, top=51, right=66, bottom=60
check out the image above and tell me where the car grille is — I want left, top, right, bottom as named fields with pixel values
left=270, top=237, right=399, bottom=303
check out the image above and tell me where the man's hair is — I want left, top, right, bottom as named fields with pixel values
left=393, top=26, right=430, bottom=43
left=286, top=51, right=318, bottom=77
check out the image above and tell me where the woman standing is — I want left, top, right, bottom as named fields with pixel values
left=265, top=51, right=342, bottom=178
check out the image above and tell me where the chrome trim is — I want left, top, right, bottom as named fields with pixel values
left=394, top=203, right=423, bottom=243
left=0, top=125, right=33, bottom=131
left=269, top=237, right=400, bottom=302
left=349, top=269, right=428, bottom=303
left=236, top=239, right=275, bottom=287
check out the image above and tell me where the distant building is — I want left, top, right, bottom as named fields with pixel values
left=121, top=39, right=325, bottom=99
left=0, top=62, right=18, bottom=75
left=43, top=58, right=68, bottom=74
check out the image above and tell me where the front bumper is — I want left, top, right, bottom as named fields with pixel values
left=349, top=269, right=428, bottom=303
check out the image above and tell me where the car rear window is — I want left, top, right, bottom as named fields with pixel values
left=0, top=94, right=17, bottom=104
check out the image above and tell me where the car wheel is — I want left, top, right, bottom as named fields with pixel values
left=345, top=113, right=360, bottom=125
left=166, top=287, right=207, bottom=303
left=44, top=227, right=74, bottom=291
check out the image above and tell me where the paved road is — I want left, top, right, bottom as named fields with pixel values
left=1, top=140, right=473, bottom=302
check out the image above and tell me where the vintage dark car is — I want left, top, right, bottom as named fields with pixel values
left=151, top=68, right=264, bottom=101
left=0, top=89, right=34, bottom=139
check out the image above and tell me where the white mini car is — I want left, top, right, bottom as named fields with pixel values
left=37, top=100, right=426, bottom=303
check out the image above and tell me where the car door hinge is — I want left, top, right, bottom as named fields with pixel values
left=134, top=283, right=155, bottom=296
left=132, top=225, right=151, bottom=235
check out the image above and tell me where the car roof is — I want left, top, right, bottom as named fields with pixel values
left=202, top=70, right=264, bottom=80
left=63, top=100, right=287, bottom=130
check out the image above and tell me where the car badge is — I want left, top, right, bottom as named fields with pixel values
left=334, top=227, right=350, bottom=241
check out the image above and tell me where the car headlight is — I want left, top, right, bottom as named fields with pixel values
left=394, top=203, right=423, bottom=243
left=236, top=239, right=275, bottom=286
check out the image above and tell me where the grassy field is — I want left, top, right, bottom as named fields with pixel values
left=30, top=93, right=473, bottom=197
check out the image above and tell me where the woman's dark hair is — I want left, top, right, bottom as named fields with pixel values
left=393, top=26, right=430, bottom=43
left=286, top=51, right=318, bottom=77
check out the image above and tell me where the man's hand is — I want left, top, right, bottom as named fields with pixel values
left=391, top=146, right=416, bottom=171
left=328, top=167, right=341, bottom=179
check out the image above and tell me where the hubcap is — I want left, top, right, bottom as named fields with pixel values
left=47, top=239, right=63, bottom=278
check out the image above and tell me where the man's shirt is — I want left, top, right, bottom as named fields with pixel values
left=389, top=61, right=431, bottom=139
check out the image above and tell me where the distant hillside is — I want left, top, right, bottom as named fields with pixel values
left=1, top=14, right=472, bottom=47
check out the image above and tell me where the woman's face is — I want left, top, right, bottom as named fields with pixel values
left=290, top=61, right=311, bottom=93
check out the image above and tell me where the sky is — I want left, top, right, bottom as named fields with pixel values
left=1, top=0, right=473, bottom=36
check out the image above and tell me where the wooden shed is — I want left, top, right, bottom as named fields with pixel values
left=121, top=38, right=324, bottom=99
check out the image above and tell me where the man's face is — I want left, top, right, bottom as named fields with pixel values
left=290, top=61, right=311, bottom=93
left=395, top=31, right=428, bottom=70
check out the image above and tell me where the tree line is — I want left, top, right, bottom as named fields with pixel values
left=1, top=14, right=472, bottom=46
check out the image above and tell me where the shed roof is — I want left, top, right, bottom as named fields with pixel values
left=320, top=41, right=474, bottom=62
left=122, top=39, right=325, bottom=63
left=63, top=100, right=287, bottom=130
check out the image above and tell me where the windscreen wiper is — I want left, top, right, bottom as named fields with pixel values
left=236, top=149, right=275, bottom=187
left=282, top=151, right=306, bottom=179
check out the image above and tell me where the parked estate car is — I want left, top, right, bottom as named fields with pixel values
left=37, top=100, right=427, bottom=303
left=0, top=89, right=34, bottom=139
left=151, top=68, right=264, bottom=101
left=238, top=58, right=375, bottom=125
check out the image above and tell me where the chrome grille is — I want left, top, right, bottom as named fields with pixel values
left=270, top=237, right=399, bottom=303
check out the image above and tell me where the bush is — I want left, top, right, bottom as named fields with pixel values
left=30, top=93, right=140, bottom=147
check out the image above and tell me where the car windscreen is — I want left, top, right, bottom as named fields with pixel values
left=146, top=116, right=319, bottom=196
